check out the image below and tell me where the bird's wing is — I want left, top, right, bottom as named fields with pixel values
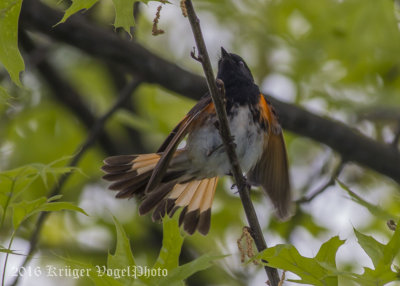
left=247, top=94, right=292, bottom=219
left=145, top=96, right=215, bottom=192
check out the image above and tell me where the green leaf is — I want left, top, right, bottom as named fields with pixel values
left=89, top=275, right=125, bottom=286
left=380, top=219, right=400, bottom=268
left=156, top=253, right=226, bottom=286
left=58, top=256, right=125, bottom=286
left=0, top=0, right=25, bottom=86
left=36, top=201, right=88, bottom=216
left=351, top=223, right=400, bottom=285
left=153, top=215, right=184, bottom=271
left=314, top=236, right=345, bottom=286
left=259, top=237, right=345, bottom=286
left=58, top=0, right=99, bottom=24
left=354, top=228, right=385, bottom=269
left=0, top=86, right=10, bottom=105
left=337, top=180, right=397, bottom=221
left=107, top=216, right=135, bottom=284
left=0, top=246, right=22, bottom=255
left=112, top=0, right=135, bottom=36
left=12, top=197, right=87, bottom=229
left=260, top=244, right=325, bottom=286
left=0, top=166, right=40, bottom=223
left=315, top=236, right=345, bottom=269
left=47, top=195, right=63, bottom=202
left=12, top=197, right=47, bottom=229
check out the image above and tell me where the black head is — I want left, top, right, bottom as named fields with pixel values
left=217, top=47, right=254, bottom=87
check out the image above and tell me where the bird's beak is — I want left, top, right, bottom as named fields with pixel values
left=221, top=47, right=229, bottom=59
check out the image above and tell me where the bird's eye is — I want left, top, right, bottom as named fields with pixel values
left=239, top=61, right=245, bottom=68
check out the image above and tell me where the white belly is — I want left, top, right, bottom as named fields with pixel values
left=184, top=106, right=265, bottom=178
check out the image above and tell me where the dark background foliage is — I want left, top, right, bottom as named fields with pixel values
left=1, top=0, right=400, bottom=285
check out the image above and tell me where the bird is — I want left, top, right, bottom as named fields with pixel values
left=101, top=47, right=291, bottom=235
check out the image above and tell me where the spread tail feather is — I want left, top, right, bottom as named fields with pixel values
left=102, top=153, right=218, bottom=235
left=102, top=153, right=161, bottom=198
left=141, top=177, right=218, bottom=235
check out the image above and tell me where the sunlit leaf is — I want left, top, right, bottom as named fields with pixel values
left=58, top=256, right=125, bottom=286
left=353, top=267, right=398, bottom=286
left=0, top=166, right=37, bottom=209
left=35, top=201, right=88, bottom=216
left=354, top=228, right=385, bottom=269
left=112, top=0, right=135, bottom=36
left=0, top=161, right=80, bottom=219
left=11, top=197, right=87, bottom=229
left=0, top=246, right=22, bottom=255
left=47, top=194, right=63, bottom=202
left=315, top=236, right=345, bottom=269
left=259, top=236, right=345, bottom=286
left=12, top=197, right=47, bottom=229
left=58, top=0, right=99, bottom=24
left=153, top=215, right=184, bottom=271
left=0, top=86, right=10, bottom=105
left=0, top=0, right=25, bottom=86
left=89, top=275, right=125, bottom=286
left=156, top=253, right=226, bottom=286
left=351, top=223, right=400, bottom=285
left=107, top=216, right=136, bottom=285
left=381, top=221, right=400, bottom=265
left=337, top=180, right=397, bottom=221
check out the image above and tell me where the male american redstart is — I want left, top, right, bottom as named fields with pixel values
left=102, top=47, right=291, bottom=235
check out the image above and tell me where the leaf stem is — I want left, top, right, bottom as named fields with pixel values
left=0, top=178, right=15, bottom=229
left=2, top=230, right=16, bottom=286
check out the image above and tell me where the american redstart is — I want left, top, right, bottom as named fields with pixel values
left=102, top=47, right=291, bottom=235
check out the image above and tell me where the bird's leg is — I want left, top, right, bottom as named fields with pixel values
left=231, top=176, right=252, bottom=193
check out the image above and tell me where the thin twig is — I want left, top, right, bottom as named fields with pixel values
left=19, top=30, right=121, bottom=155
left=9, top=79, right=142, bottom=286
left=183, top=1, right=280, bottom=284
left=297, top=160, right=345, bottom=204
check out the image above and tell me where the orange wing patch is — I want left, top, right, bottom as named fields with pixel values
left=259, top=94, right=281, bottom=134
left=204, top=101, right=215, bottom=113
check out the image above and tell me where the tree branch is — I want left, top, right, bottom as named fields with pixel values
left=19, top=0, right=400, bottom=184
left=183, top=1, right=279, bottom=284
left=19, top=31, right=146, bottom=156
left=18, top=31, right=120, bottom=155
left=10, top=79, right=142, bottom=286
left=297, top=160, right=345, bottom=204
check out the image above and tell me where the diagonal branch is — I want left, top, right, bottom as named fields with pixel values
left=183, top=1, right=280, bottom=285
left=9, top=79, right=142, bottom=286
left=19, top=31, right=146, bottom=155
left=19, top=0, right=400, bottom=185
left=297, top=160, right=345, bottom=204
left=18, top=31, right=119, bottom=155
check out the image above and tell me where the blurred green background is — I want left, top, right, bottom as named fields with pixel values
left=1, top=0, right=400, bottom=285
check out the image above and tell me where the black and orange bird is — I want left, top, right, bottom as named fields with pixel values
left=102, top=47, right=291, bottom=235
